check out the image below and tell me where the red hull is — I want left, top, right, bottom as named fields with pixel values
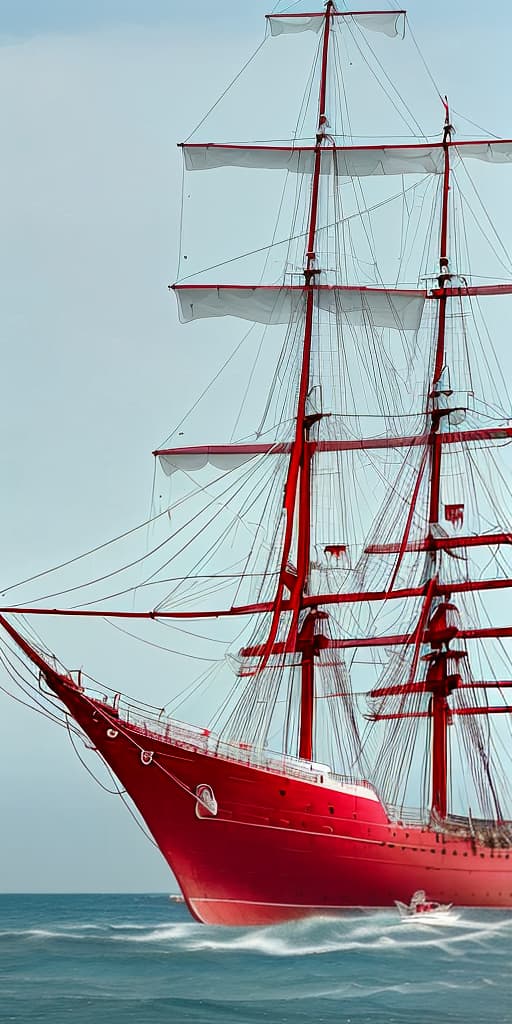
left=43, top=673, right=512, bottom=926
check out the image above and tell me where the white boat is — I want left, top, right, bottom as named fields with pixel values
left=396, top=890, right=455, bottom=922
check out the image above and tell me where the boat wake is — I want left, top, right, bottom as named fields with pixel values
left=4, top=909, right=503, bottom=956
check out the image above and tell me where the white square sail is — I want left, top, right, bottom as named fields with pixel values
left=172, top=284, right=426, bottom=331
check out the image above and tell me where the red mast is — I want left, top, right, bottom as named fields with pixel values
left=295, top=2, right=334, bottom=760
left=260, top=2, right=334, bottom=760
left=425, top=100, right=455, bottom=819
left=369, top=102, right=459, bottom=819
left=429, top=97, right=453, bottom=527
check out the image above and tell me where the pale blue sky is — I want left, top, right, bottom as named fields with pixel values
left=0, top=0, right=243, bottom=34
left=1, top=0, right=512, bottom=892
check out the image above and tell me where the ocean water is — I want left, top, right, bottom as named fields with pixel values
left=0, top=894, right=510, bottom=1024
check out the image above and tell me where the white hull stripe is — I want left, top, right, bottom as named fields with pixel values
left=191, top=897, right=383, bottom=910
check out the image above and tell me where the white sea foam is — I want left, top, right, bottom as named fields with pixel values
left=109, top=922, right=164, bottom=931
left=112, top=922, right=199, bottom=943
left=4, top=909, right=511, bottom=959
left=60, top=923, right=104, bottom=931
left=0, top=928, right=79, bottom=940
left=161, top=911, right=512, bottom=958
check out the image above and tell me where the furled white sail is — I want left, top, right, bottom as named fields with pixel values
left=156, top=443, right=291, bottom=477
left=173, top=285, right=425, bottom=331
left=267, top=15, right=324, bottom=36
left=460, top=141, right=512, bottom=165
left=182, top=145, right=320, bottom=174
left=159, top=450, right=261, bottom=476
left=267, top=12, right=405, bottom=39
left=315, top=285, right=424, bottom=329
left=181, top=141, right=512, bottom=177
left=174, top=285, right=305, bottom=325
left=348, top=12, right=405, bottom=38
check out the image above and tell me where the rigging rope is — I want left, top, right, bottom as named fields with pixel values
left=183, top=36, right=269, bottom=143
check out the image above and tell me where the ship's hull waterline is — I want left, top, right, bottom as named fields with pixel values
left=52, top=674, right=512, bottom=926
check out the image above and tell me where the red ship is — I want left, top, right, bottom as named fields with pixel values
left=3, top=5, right=512, bottom=925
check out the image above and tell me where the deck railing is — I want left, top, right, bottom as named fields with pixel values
left=83, top=681, right=377, bottom=793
